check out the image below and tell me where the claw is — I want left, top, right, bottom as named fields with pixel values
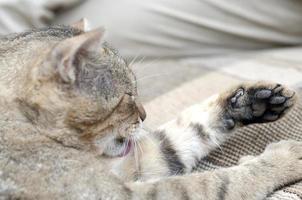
left=224, top=118, right=235, bottom=129
left=273, top=84, right=283, bottom=93
left=231, top=88, right=244, bottom=104
left=263, top=113, right=279, bottom=121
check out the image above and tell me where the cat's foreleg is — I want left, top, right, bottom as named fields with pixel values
left=128, top=140, right=302, bottom=200
left=153, top=82, right=296, bottom=173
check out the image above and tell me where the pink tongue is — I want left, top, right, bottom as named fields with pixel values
left=119, top=141, right=132, bottom=157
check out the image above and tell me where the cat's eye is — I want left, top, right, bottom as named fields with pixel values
left=125, top=92, right=135, bottom=102
left=125, top=92, right=133, bottom=96
left=124, top=92, right=146, bottom=121
left=135, top=100, right=146, bottom=121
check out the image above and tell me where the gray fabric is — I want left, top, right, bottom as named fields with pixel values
left=56, top=0, right=302, bottom=59
left=194, top=90, right=302, bottom=199
left=0, top=0, right=82, bottom=34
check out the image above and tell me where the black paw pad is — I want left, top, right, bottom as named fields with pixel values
left=226, top=83, right=296, bottom=126
left=255, top=89, right=272, bottom=99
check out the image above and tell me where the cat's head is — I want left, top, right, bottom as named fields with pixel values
left=18, top=20, right=146, bottom=157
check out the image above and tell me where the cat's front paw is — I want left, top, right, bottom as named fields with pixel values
left=259, top=140, right=302, bottom=182
left=239, top=140, right=302, bottom=187
left=222, top=82, right=296, bottom=129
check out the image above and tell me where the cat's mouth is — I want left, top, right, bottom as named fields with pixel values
left=101, top=128, right=137, bottom=158
left=100, top=137, right=133, bottom=158
left=96, top=120, right=143, bottom=158
left=117, top=139, right=132, bottom=157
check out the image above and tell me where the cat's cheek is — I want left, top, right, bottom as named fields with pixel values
left=91, top=137, right=107, bottom=156
left=93, top=144, right=105, bottom=156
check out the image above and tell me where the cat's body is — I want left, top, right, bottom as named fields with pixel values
left=1, top=21, right=302, bottom=200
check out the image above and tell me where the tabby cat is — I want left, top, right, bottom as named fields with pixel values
left=0, top=19, right=302, bottom=200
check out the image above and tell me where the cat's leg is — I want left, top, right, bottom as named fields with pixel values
left=147, top=82, right=296, bottom=174
left=128, top=140, right=302, bottom=200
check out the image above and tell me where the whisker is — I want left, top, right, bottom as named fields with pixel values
left=132, top=137, right=140, bottom=172
left=132, top=58, right=160, bottom=72
left=133, top=73, right=171, bottom=83
left=123, top=138, right=130, bottom=156
left=136, top=139, right=144, bottom=155
left=134, top=68, right=190, bottom=84
left=128, top=54, right=142, bottom=68
left=134, top=56, right=146, bottom=66
left=140, top=132, right=157, bottom=147
left=212, top=139, right=223, bottom=153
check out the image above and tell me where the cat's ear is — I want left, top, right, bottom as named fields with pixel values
left=70, top=18, right=90, bottom=31
left=48, top=28, right=105, bottom=83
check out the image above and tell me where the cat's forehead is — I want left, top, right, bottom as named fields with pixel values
left=71, top=41, right=136, bottom=101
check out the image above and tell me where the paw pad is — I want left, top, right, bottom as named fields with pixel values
left=226, top=83, right=296, bottom=126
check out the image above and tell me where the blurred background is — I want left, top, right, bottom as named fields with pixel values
left=1, top=0, right=302, bottom=128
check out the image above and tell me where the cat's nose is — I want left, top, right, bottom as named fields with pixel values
left=135, top=100, right=146, bottom=121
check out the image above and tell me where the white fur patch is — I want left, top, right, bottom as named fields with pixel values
left=158, top=94, right=227, bottom=171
